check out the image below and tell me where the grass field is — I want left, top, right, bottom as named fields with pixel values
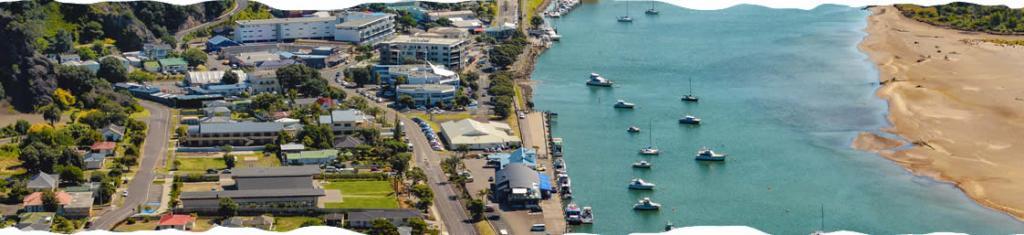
left=176, top=157, right=226, bottom=173
left=407, top=112, right=474, bottom=131
left=273, top=216, right=321, bottom=232
left=0, top=145, right=25, bottom=178
left=524, top=0, right=545, bottom=25
left=323, top=180, right=399, bottom=209
left=112, top=220, right=158, bottom=232
left=234, top=153, right=281, bottom=169
left=476, top=221, right=497, bottom=235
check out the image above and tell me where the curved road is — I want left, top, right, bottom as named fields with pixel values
left=89, top=101, right=172, bottom=230
left=173, top=0, right=249, bottom=46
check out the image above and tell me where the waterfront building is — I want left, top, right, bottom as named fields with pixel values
left=396, top=84, right=457, bottom=107
left=234, top=12, right=396, bottom=45
left=439, top=119, right=521, bottom=150
left=379, top=35, right=469, bottom=69
left=372, top=63, right=460, bottom=86
left=492, top=163, right=543, bottom=208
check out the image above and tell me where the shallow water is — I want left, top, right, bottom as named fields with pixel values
left=531, top=3, right=1024, bottom=234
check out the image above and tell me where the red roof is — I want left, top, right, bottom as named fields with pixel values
left=23, top=191, right=72, bottom=206
left=90, top=141, right=116, bottom=150
left=158, top=214, right=195, bottom=226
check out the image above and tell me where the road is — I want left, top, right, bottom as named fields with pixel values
left=173, top=0, right=249, bottom=46
left=494, top=0, right=520, bottom=26
left=89, top=101, right=172, bottom=230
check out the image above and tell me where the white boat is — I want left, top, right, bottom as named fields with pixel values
left=633, top=197, right=661, bottom=210
left=628, top=178, right=656, bottom=190
left=566, top=203, right=583, bottom=224
left=614, top=100, right=635, bottom=109
left=632, top=160, right=652, bottom=168
left=645, top=1, right=660, bottom=15
left=679, top=115, right=701, bottom=124
left=639, top=121, right=659, bottom=155
left=681, top=77, right=699, bottom=102
left=695, top=146, right=726, bottom=161
left=586, top=73, right=614, bottom=87
left=618, top=0, right=633, bottom=22
left=581, top=206, right=594, bottom=224
left=627, top=126, right=641, bottom=133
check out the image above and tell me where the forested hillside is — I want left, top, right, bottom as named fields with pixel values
left=896, top=2, right=1024, bottom=34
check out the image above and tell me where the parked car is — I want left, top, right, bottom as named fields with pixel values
left=530, top=224, right=546, bottom=232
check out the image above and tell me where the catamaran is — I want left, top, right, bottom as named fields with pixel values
left=628, top=178, right=656, bottom=190
left=695, top=146, right=726, bottom=161
left=681, top=77, right=699, bottom=102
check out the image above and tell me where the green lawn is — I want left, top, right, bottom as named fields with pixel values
left=0, top=145, right=25, bottom=178
left=113, top=220, right=158, bottom=232
left=407, top=112, right=473, bottom=131
left=273, top=216, right=321, bottom=232
left=176, top=157, right=226, bottom=173
left=235, top=153, right=281, bottom=168
left=323, top=180, right=399, bottom=209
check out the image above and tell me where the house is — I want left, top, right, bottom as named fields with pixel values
left=486, top=147, right=537, bottom=169
left=318, top=109, right=374, bottom=135
left=283, top=149, right=338, bottom=165
left=26, top=173, right=60, bottom=191
left=23, top=191, right=72, bottom=212
left=185, top=70, right=248, bottom=86
left=347, top=209, right=421, bottom=228
left=439, top=119, right=521, bottom=150
left=143, top=43, right=172, bottom=59
left=396, top=84, right=457, bottom=108
left=379, top=35, right=469, bottom=69
left=62, top=192, right=93, bottom=218
left=332, top=135, right=365, bottom=149
left=90, top=141, right=117, bottom=155
left=62, top=60, right=101, bottom=74
left=254, top=59, right=296, bottom=71
left=222, top=215, right=275, bottom=230
left=202, top=106, right=231, bottom=117
left=157, top=214, right=196, bottom=230
left=83, top=153, right=106, bottom=170
left=16, top=212, right=55, bottom=232
left=206, top=35, right=242, bottom=52
left=323, top=213, right=345, bottom=226
left=158, top=58, right=188, bottom=74
left=492, top=163, right=542, bottom=208
left=102, top=124, right=125, bottom=141
left=179, top=166, right=325, bottom=209
left=182, top=122, right=294, bottom=147
left=280, top=143, right=305, bottom=154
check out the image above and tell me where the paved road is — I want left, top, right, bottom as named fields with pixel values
left=494, top=0, right=520, bottom=26
left=173, top=0, right=249, bottom=46
left=89, top=101, right=172, bottom=230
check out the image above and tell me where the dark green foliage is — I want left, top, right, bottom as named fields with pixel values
left=345, top=65, right=375, bottom=86
left=300, top=124, right=334, bottom=149
left=97, top=57, right=128, bottom=83
left=218, top=197, right=239, bottom=216
left=370, top=218, right=399, bottom=235
left=897, top=3, right=1024, bottom=33
left=277, top=64, right=329, bottom=97
left=183, top=48, right=208, bottom=67
left=221, top=70, right=239, bottom=84
left=41, top=190, right=59, bottom=211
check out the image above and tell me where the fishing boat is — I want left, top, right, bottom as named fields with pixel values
left=639, top=121, right=660, bottom=155
left=614, top=100, right=636, bottom=109
left=632, top=160, right=652, bottom=168
left=627, top=126, right=641, bottom=133
left=586, top=73, right=614, bottom=87
left=645, top=1, right=660, bottom=15
left=695, top=146, right=726, bottom=161
left=566, top=203, right=583, bottom=224
left=633, top=197, right=661, bottom=210
left=618, top=1, right=633, bottom=22
left=681, top=77, right=699, bottom=102
left=628, top=178, right=656, bottom=190
left=679, top=115, right=701, bottom=124
left=581, top=206, right=594, bottom=224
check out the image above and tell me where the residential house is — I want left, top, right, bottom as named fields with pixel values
left=102, top=124, right=125, bottom=142
left=179, top=166, right=325, bottom=209
left=347, top=209, right=421, bottom=228
left=90, top=141, right=117, bottom=155
left=222, top=215, right=275, bottom=230
left=182, top=122, right=296, bottom=147
left=492, top=163, right=542, bottom=208
left=439, top=119, right=521, bottom=150
left=27, top=173, right=60, bottom=192
left=62, top=60, right=101, bottom=74
left=396, top=84, right=457, bottom=108
left=63, top=192, right=93, bottom=218
left=158, top=58, right=188, bottom=74
left=83, top=153, right=106, bottom=170
left=318, top=109, right=374, bottom=135
left=16, top=212, right=55, bottom=232
left=143, top=43, right=172, bottom=59
left=332, top=135, right=365, bottom=149
left=284, top=149, right=338, bottom=165
left=379, top=35, right=469, bottom=69
left=23, top=191, right=71, bottom=212
left=157, top=214, right=196, bottom=230
left=202, top=106, right=232, bottom=117
left=206, top=35, right=242, bottom=52
left=323, top=213, right=345, bottom=226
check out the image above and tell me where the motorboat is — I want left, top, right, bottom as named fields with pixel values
left=679, top=115, right=701, bottom=124
left=566, top=203, right=583, bottom=224
left=640, top=146, right=660, bottom=155
left=632, top=160, right=652, bottom=168
left=581, top=206, right=594, bottom=224
left=586, top=73, right=614, bottom=87
left=633, top=197, right=661, bottom=210
left=695, top=146, right=726, bottom=161
left=628, top=178, right=656, bottom=190
left=614, top=100, right=635, bottom=109
left=627, top=126, right=641, bottom=133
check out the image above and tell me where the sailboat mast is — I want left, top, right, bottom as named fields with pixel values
left=688, top=77, right=694, bottom=95
left=819, top=204, right=825, bottom=232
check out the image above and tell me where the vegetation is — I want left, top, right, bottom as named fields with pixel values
left=272, top=216, right=321, bottom=232
left=322, top=180, right=399, bottom=209
left=277, top=64, right=338, bottom=98
left=488, top=71, right=516, bottom=119
left=183, top=48, right=208, bottom=67
left=370, top=218, right=400, bottom=235
left=896, top=3, right=1024, bottom=33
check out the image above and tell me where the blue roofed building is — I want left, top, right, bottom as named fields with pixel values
left=486, top=147, right=537, bottom=170
left=83, top=153, right=105, bottom=170
left=206, top=35, right=241, bottom=52
left=387, top=2, right=427, bottom=21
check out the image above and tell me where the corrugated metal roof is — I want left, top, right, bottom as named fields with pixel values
left=198, top=122, right=285, bottom=134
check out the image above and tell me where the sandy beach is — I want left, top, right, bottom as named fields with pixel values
left=856, top=5, right=1024, bottom=220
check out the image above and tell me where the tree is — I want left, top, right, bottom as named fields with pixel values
left=80, top=21, right=105, bottom=42
left=175, top=126, right=188, bottom=138
left=435, top=17, right=453, bottom=27
left=42, top=190, right=60, bottom=212
left=183, top=48, right=208, bottom=67
left=398, top=95, right=415, bottom=108
left=97, top=57, right=128, bottom=83
left=221, top=70, right=239, bottom=84
left=393, top=114, right=403, bottom=141
left=277, top=64, right=328, bottom=97
left=52, top=88, right=75, bottom=109
left=97, top=178, right=116, bottom=204
left=218, top=197, right=239, bottom=216
left=408, top=217, right=428, bottom=235
left=56, top=165, right=85, bottom=185
left=15, top=120, right=31, bottom=135
left=128, top=70, right=156, bottom=83
left=531, top=15, right=544, bottom=29
left=389, top=152, right=411, bottom=177
left=223, top=154, right=236, bottom=169
left=50, top=29, right=74, bottom=54
left=411, top=183, right=433, bottom=210
left=301, top=124, right=334, bottom=149
left=468, top=199, right=485, bottom=221
left=408, top=167, right=427, bottom=185
left=369, top=218, right=400, bottom=235
left=78, top=47, right=98, bottom=60
left=41, top=104, right=62, bottom=126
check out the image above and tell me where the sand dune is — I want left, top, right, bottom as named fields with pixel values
left=856, top=5, right=1024, bottom=220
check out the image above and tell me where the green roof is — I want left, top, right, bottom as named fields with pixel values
left=158, top=57, right=188, bottom=66
left=286, top=149, right=339, bottom=160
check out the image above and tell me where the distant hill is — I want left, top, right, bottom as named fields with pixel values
left=0, top=0, right=231, bottom=112
left=896, top=2, right=1024, bottom=34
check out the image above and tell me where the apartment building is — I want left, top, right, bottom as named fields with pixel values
left=333, top=12, right=396, bottom=45
left=372, top=63, right=460, bottom=86
left=234, top=12, right=396, bottom=45
left=379, top=35, right=469, bottom=69
left=182, top=122, right=296, bottom=147
left=396, top=84, right=458, bottom=107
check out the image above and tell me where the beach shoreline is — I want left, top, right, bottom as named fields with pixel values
left=856, top=5, right=1024, bottom=221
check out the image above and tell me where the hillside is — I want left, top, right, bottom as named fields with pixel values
left=896, top=2, right=1024, bottom=34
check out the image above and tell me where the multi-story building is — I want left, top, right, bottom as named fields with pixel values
left=317, top=109, right=374, bottom=135
left=372, top=63, right=460, bottom=86
left=234, top=12, right=396, bottom=45
left=396, top=84, right=457, bottom=108
left=333, top=12, right=396, bottom=45
left=379, top=35, right=469, bottom=70
left=182, top=122, right=296, bottom=147
left=247, top=70, right=282, bottom=94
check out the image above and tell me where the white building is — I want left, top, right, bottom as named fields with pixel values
left=379, top=35, right=469, bottom=69
left=440, top=119, right=520, bottom=150
left=247, top=70, right=282, bottom=94
left=421, top=27, right=470, bottom=39
left=373, top=63, right=460, bottom=86
left=396, top=84, right=457, bottom=107
left=427, top=10, right=476, bottom=21
left=234, top=12, right=396, bottom=45
left=185, top=70, right=248, bottom=86
left=317, top=109, right=374, bottom=135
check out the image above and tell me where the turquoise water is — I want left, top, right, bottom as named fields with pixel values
left=531, top=3, right=1024, bottom=234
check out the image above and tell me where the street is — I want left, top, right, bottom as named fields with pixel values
left=173, top=0, right=249, bottom=46
left=89, top=100, right=172, bottom=230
